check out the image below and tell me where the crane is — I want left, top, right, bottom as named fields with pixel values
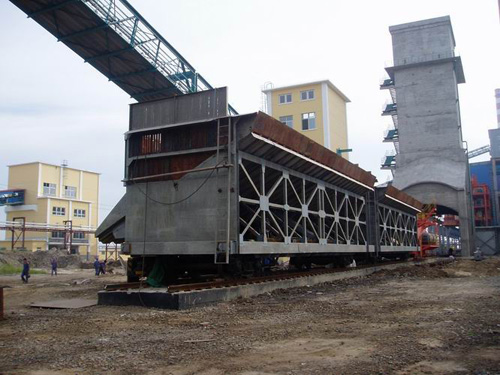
left=9, top=0, right=237, bottom=114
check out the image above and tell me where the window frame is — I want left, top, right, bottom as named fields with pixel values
left=279, top=115, right=294, bottom=128
left=74, top=209, right=86, bottom=218
left=43, top=182, right=56, bottom=196
left=300, top=89, right=315, bottom=101
left=52, top=206, right=66, bottom=216
left=73, top=232, right=85, bottom=239
left=51, top=231, right=65, bottom=238
left=301, top=112, right=317, bottom=131
left=64, top=185, right=77, bottom=199
left=278, top=93, right=292, bottom=105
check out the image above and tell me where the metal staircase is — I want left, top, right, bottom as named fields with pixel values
left=380, top=78, right=399, bottom=170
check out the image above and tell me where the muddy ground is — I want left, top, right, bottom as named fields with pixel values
left=0, top=258, right=499, bottom=375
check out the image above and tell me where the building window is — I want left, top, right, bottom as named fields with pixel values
left=51, top=231, right=65, bottom=238
left=74, top=209, right=86, bottom=218
left=73, top=232, right=85, bottom=239
left=279, top=93, right=292, bottom=104
left=43, top=183, right=56, bottom=196
left=279, top=115, right=293, bottom=128
left=52, top=206, right=66, bottom=216
left=302, top=112, right=316, bottom=130
left=300, top=90, right=315, bottom=101
left=65, top=186, right=77, bottom=198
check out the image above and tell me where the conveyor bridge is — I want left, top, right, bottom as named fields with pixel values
left=10, top=0, right=237, bottom=114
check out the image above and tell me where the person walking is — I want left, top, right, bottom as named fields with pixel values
left=93, top=257, right=100, bottom=276
left=50, top=258, right=58, bottom=276
left=99, top=259, right=106, bottom=275
left=21, top=258, right=30, bottom=283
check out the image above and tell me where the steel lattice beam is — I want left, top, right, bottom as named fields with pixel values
left=238, top=154, right=368, bottom=247
left=12, top=0, right=239, bottom=115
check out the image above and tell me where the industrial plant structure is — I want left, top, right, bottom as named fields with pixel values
left=7, top=0, right=471, bottom=283
left=380, top=16, right=474, bottom=255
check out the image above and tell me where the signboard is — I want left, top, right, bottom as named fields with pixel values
left=0, top=190, right=25, bottom=206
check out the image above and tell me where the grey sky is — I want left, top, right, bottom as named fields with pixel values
left=1, top=0, right=499, bottom=235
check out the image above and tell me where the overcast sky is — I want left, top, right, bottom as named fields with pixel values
left=1, top=0, right=499, bottom=234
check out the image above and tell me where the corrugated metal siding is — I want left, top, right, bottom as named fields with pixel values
left=129, top=88, right=228, bottom=130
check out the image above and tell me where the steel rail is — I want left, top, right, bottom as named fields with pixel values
left=166, top=260, right=414, bottom=292
left=102, top=259, right=430, bottom=293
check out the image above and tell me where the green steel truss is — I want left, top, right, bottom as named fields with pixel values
left=13, top=0, right=238, bottom=114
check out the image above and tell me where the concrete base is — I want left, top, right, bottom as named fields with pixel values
left=98, top=258, right=449, bottom=310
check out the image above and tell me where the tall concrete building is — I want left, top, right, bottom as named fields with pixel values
left=0, top=162, right=99, bottom=255
left=381, top=16, right=475, bottom=255
left=262, top=80, right=350, bottom=158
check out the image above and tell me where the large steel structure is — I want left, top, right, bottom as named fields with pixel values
left=9, top=0, right=237, bottom=114
left=96, top=89, right=422, bottom=280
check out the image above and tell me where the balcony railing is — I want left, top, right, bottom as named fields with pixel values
left=382, top=103, right=397, bottom=116
left=48, top=237, right=90, bottom=245
left=380, top=78, right=394, bottom=89
left=381, top=151, right=396, bottom=170
left=383, top=128, right=399, bottom=142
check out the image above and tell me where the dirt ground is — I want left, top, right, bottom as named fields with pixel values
left=1, top=258, right=499, bottom=375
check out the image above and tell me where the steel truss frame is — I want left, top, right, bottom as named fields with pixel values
left=238, top=153, right=367, bottom=250
left=378, top=203, right=417, bottom=249
left=25, top=0, right=237, bottom=114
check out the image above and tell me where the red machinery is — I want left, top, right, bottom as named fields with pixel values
left=471, top=175, right=492, bottom=227
left=416, top=205, right=439, bottom=258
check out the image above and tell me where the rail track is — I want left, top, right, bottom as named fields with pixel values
left=104, top=259, right=423, bottom=293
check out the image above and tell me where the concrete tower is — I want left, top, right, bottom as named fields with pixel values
left=382, top=16, right=475, bottom=255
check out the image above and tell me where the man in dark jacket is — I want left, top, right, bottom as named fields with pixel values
left=50, top=258, right=58, bottom=276
left=99, top=259, right=106, bottom=275
left=21, top=258, right=30, bottom=283
left=93, top=257, right=100, bottom=276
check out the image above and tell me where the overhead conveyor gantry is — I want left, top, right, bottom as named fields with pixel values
left=10, top=0, right=238, bottom=114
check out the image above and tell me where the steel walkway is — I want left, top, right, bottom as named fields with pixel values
left=10, top=0, right=237, bottom=114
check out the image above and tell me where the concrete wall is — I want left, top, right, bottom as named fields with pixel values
left=390, top=16, right=455, bottom=65
left=327, top=84, right=349, bottom=158
left=395, top=63, right=462, bottom=155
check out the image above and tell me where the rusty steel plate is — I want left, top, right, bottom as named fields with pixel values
left=30, top=298, right=97, bottom=309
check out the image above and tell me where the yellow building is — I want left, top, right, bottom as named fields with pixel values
left=0, top=162, right=99, bottom=256
left=262, top=80, right=350, bottom=158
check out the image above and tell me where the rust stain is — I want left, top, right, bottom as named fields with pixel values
left=249, top=112, right=377, bottom=188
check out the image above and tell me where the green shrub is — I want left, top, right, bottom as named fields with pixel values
left=0, top=264, right=47, bottom=275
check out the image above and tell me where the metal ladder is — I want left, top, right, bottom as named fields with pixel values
left=214, top=117, right=232, bottom=264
